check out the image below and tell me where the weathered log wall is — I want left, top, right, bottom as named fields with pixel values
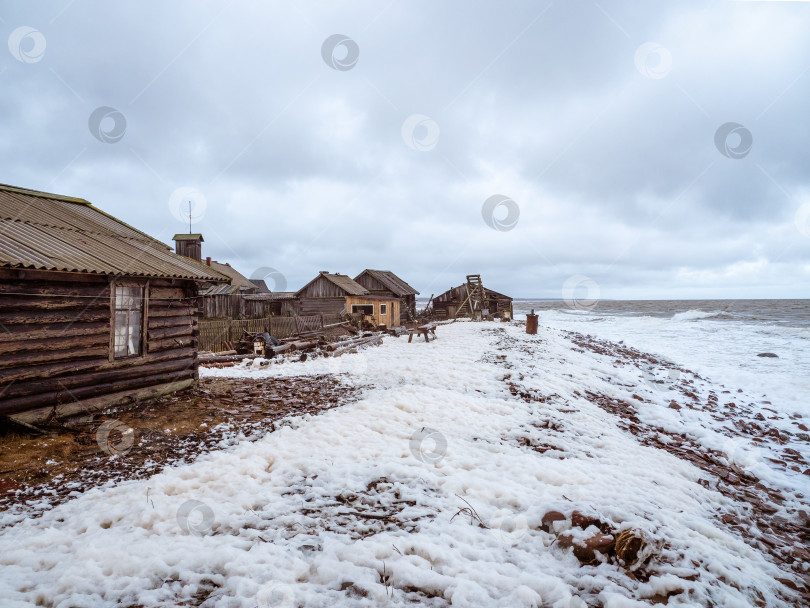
left=0, top=270, right=198, bottom=420
left=298, top=296, right=346, bottom=316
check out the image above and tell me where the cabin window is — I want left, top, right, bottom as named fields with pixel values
left=351, top=304, right=374, bottom=315
left=380, top=304, right=387, bottom=315
left=113, top=285, right=143, bottom=358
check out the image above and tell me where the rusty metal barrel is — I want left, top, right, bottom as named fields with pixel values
left=526, top=309, right=538, bottom=334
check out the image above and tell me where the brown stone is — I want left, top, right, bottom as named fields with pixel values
left=541, top=510, right=566, bottom=532
left=556, top=532, right=574, bottom=549
left=584, top=532, right=615, bottom=552
left=571, top=510, right=601, bottom=529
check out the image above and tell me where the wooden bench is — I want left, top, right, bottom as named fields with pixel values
left=408, top=323, right=437, bottom=343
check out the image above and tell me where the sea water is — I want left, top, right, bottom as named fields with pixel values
left=511, top=300, right=810, bottom=417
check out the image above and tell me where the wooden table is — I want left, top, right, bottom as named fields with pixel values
left=408, top=323, right=437, bottom=343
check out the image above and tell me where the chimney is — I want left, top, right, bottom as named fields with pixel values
left=172, top=233, right=203, bottom=263
left=206, top=256, right=211, bottom=266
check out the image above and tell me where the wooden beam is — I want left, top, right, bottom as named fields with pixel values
left=7, top=379, right=196, bottom=425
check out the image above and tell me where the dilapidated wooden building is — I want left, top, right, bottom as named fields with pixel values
left=354, top=269, right=419, bottom=323
left=296, top=271, right=399, bottom=328
left=431, top=275, right=513, bottom=320
left=172, top=235, right=269, bottom=320
left=0, top=184, right=228, bottom=424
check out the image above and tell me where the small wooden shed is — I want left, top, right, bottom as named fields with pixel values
left=0, top=184, right=228, bottom=424
left=353, top=269, right=419, bottom=323
left=296, top=271, right=399, bottom=328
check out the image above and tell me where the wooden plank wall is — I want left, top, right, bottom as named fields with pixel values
left=200, top=295, right=299, bottom=320
left=344, top=296, right=399, bottom=327
left=299, top=296, right=345, bottom=316
left=0, top=271, right=197, bottom=418
left=298, top=275, right=347, bottom=298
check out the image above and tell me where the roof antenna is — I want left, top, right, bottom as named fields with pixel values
left=188, top=199, right=192, bottom=234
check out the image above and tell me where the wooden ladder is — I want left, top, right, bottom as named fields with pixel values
left=467, top=274, right=486, bottom=318
left=456, top=275, right=485, bottom=319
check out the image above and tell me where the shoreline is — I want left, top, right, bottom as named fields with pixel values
left=1, top=321, right=807, bottom=606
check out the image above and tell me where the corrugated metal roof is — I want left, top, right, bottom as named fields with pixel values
left=200, top=284, right=239, bottom=296
left=206, top=260, right=256, bottom=289
left=0, top=184, right=229, bottom=282
left=356, top=269, right=420, bottom=296
left=243, top=291, right=297, bottom=301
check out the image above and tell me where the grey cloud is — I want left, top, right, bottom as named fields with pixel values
left=1, top=0, right=808, bottom=298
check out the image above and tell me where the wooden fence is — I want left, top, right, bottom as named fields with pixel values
left=198, top=314, right=345, bottom=353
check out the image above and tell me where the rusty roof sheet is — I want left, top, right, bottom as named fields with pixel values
left=356, top=269, right=420, bottom=296
left=0, top=184, right=229, bottom=282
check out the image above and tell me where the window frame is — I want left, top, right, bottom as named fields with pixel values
left=380, top=303, right=387, bottom=315
left=110, top=280, right=147, bottom=360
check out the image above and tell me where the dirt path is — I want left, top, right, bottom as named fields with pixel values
left=0, top=376, right=359, bottom=525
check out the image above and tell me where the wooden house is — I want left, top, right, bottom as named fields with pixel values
left=353, top=269, right=419, bottom=323
left=0, top=184, right=228, bottom=424
left=431, top=275, right=513, bottom=320
left=295, top=271, right=399, bottom=327
left=171, top=237, right=268, bottom=320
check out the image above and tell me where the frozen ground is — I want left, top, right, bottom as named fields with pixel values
left=1, top=321, right=807, bottom=607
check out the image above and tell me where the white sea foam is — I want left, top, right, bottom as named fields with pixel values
left=2, top=322, right=805, bottom=606
left=515, top=305, right=810, bottom=418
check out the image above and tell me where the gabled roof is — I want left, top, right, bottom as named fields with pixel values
left=205, top=260, right=256, bottom=290
left=355, top=269, right=419, bottom=296
left=249, top=279, right=271, bottom=293
left=173, top=233, right=203, bottom=241
left=0, top=184, right=228, bottom=282
left=296, top=271, right=369, bottom=297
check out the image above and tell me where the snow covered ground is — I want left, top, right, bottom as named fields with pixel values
left=1, top=321, right=806, bottom=607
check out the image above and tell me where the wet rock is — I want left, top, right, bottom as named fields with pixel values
left=757, top=353, right=778, bottom=358
left=585, top=533, right=615, bottom=552
left=540, top=510, right=566, bottom=532
left=571, top=510, right=601, bottom=529
left=557, top=532, right=614, bottom=565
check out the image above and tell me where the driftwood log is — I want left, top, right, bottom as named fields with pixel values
left=198, top=353, right=260, bottom=364
left=328, top=334, right=384, bottom=357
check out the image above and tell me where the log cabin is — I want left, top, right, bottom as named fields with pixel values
left=296, top=271, right=399, bottom=328
left=353, top=269, right=419, bottom=323
left=431, top=280, right=513, bottom=320
left=0, top=184, right=229, bottom=424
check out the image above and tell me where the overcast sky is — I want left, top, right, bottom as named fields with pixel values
left=2, top=1, right=809, bottom=299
